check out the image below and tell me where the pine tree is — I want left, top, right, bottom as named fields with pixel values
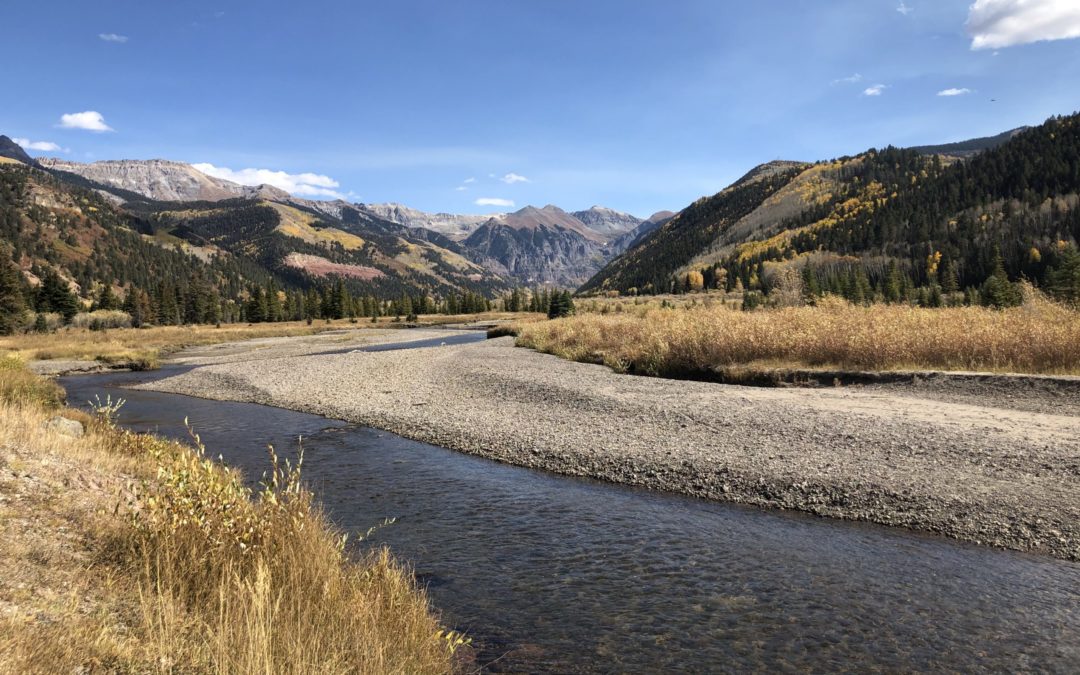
left=1046, top=245, right=1080, bottom=305
left=884, top=261, right=903, bottom=304
left=981, top=250, right=1023, bottom=308
left=93, top=283, right=118, bottom=311
left=37, top=269, right=79, bottom=322
left=547, top=290, right=576, bottom=319
left=246, top=288, right=266, bottom=323
left=0, top=259, right=26, bottom=335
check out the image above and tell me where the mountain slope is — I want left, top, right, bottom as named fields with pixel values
left=37, top=158, right=290, bottom=202
left=610, top=210, right=675, bottom=252
left=0, top=159, right=511, bottom=327
left=0, top=161, right=278, bottom=314
left=579, top=162, right=807, bottom=294
left=0, top=136, right=35, bottom=166
left=583, top=114, right=1080, bottom=299
left=135, top=196, right=509, bottom=298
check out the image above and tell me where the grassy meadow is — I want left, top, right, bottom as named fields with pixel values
left=517, top=290, right=1080, bottom=377
left=0, top=358, right=457, bottom=673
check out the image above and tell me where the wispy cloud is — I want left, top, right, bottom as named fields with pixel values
left=862, top=84, right=887, bottom=96
left=463, top=177, right=476, bottom=184
left=192, top=163, right=345, bottom=199
left=12, top=138, right=67, bottom=153
left=967, top=0, right=1080, bottom=50
left=831, top=73, right=864, bottom=85
left=455, top=186, right=468, bottom=192
left=98, top=33, right=128, bottom=43
left=938, top=87, right=973, bottom=96
left=475, top=197, right=514, bottom=207
left=897, top=1, right=914, bottom=16
left=58, top=111, right=113, bottom=132
left=500, top=172, right=530, bottom=184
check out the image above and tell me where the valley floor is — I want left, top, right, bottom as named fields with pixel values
left=140, top=329, right=1080, bottom=560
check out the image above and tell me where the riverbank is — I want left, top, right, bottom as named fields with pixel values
left=139, top=330, right=1080, bottom=560
left=0, top=359, right=454, bottom=673
left=5, top=313, right=529, bottom=377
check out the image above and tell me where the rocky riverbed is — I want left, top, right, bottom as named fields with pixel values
left=137, top=329, right=1080, bottom=560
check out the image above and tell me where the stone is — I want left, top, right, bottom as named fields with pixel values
left=44, top=416, right=84, bottom=439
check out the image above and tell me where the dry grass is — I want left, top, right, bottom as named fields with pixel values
left=0, top=356, right=65, bottom=408
left=2, top=314, right=544, bottom=368
left=0, top=321, right=355, bottom=367
left=0, top=364, right=455, bottom=674
left=517, top=291, right=1080, bottom=377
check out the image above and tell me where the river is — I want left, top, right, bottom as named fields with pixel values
left=60, top=334, right=1080, bottom=673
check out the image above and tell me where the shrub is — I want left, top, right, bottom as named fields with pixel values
left=30, top=312, right=64, bottom=333
left=70, top=310, right=133, bottom=330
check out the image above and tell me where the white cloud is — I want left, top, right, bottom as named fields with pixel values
left=98, top=33, right=128, bottom=43
left=500, top=172, right=530, bottom=184
left=897, top=1, right=914, bottom=16
left=12, top=138, right=67, bottom=152
left=455, top=186, right=468, bottom=192
left=832, top=73, right=864, bottom=85
left=475, top=197, right=514, bottom=207
left=938, top=87, right=973, bottom=96
left=463, top=177, right=476, bottom=184
left=192, top=163, right=345, bottom=199
left=58, top=111, right=113, bottom=132
left=967, top=0, right=1080, bottom=50
left=863, top=84, right=887, bottom=96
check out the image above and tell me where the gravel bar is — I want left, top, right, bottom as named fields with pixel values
left=139, top=330, right=1080, bottom=560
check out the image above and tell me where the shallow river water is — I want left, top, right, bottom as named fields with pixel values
left=60, top=335, right=1080, bottom=673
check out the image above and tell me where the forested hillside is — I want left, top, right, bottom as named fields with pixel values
left=0, top=161, right=511, bottom=333
left=578, top=162, right=806, bottom=294
left=582, top=114, right=1080, bottom=306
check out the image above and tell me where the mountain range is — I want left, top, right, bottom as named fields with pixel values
left=3, top=113, right=1076, bottom=315
left=17, top=153, right=661, bottom=287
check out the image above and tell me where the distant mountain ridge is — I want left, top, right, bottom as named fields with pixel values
left=363, top=202, right=648, bottom=285
left=359, top=202, right=497, bottom=240
left=911, top=127, right=1029, bottom=158
left=37, top=158, right=291, bottom=202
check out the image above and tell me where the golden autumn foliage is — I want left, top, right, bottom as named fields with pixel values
left=0, top=363, right=455, bottom=674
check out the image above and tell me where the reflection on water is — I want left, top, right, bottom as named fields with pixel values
left=61, top=364, right=1080, bottom=673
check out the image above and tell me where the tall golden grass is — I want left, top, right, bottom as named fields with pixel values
left=517, top=291, right=1080, bottom=376
left=0, top=363, right=455, bottom=673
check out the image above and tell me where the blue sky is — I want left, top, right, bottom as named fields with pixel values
left=3, top=0, right=1080, bottom=217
